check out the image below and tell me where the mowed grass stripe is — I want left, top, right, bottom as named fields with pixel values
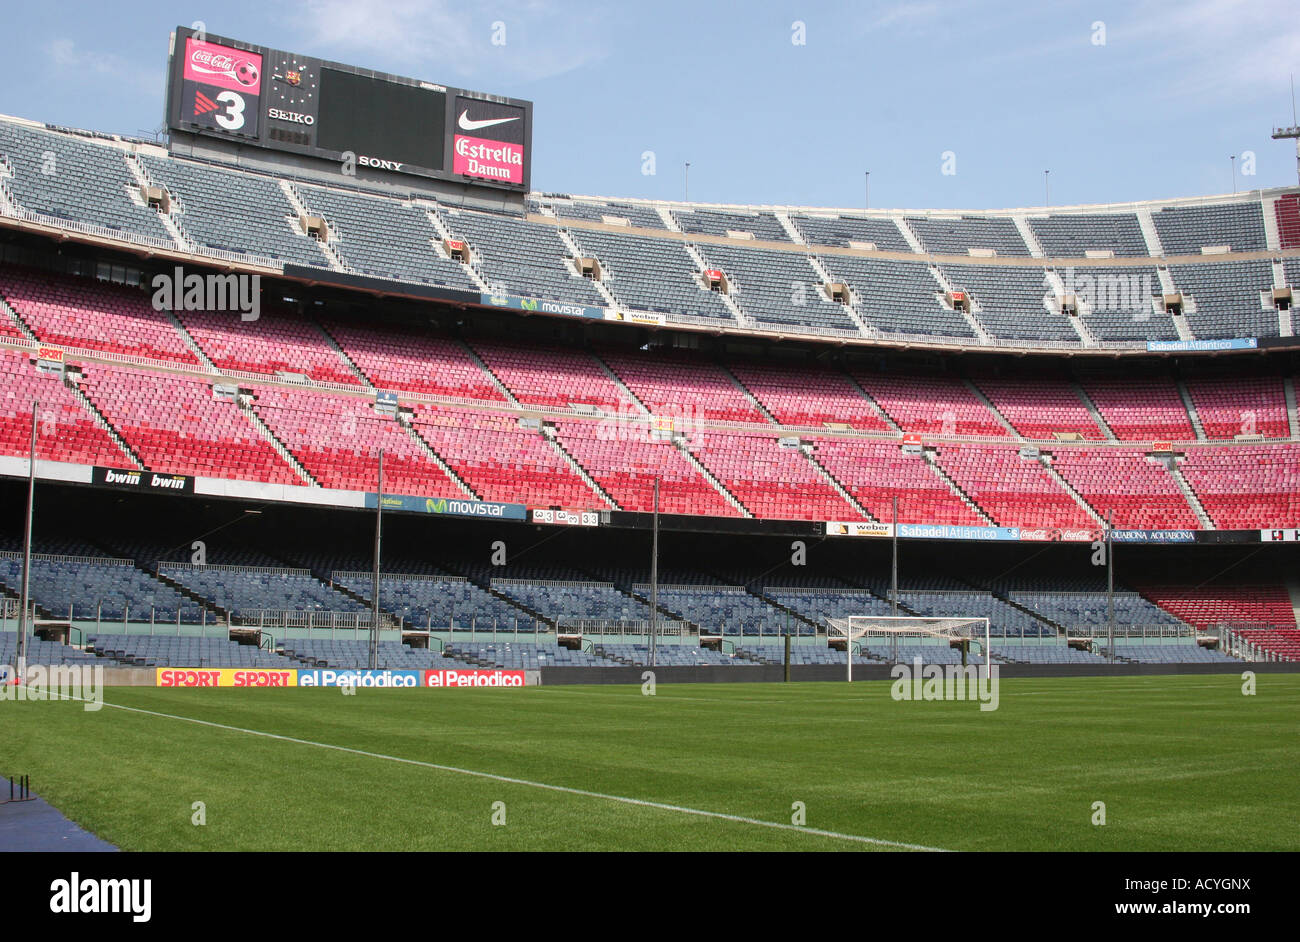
left=3, top=675, right=1296, bottom=851
left=77, top=694, right=950, bottom=851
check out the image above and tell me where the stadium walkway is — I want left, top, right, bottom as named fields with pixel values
left=0, top=792, right=118, bottom=851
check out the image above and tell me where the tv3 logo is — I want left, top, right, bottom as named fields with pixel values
left=196, top=88, right=248, bottom=131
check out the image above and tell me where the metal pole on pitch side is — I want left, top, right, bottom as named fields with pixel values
left=371, top=449, right=384, bottom=672
left=891, top=495, right=899, bottom=618
left=1106, top=509, right=1115, bottom=664
left=17, top=401, right=37, bottom=682
left=649, top=476, right=659, bottom=669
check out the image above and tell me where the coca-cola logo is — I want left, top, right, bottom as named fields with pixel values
left=191, top=49, right=237, bottom=71
left=183, top=38, right=261, bottom=90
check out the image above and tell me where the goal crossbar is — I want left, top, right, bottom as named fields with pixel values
left=825, top=616, right=991, bottom=682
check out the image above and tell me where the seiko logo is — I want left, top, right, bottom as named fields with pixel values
left=268, top=108, right=314, bottom=125
left=359, top=156, right=403, bottom=171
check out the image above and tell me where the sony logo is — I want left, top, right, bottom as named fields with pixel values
left=359, top=156, right=404, bottom=171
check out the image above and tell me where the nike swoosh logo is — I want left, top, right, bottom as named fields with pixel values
left=458, top=110, right=520, bottom=131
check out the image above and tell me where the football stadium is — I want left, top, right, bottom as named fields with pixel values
left=1, top=7, right=1298, bottom=888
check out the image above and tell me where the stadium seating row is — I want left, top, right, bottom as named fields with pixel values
left=2, top=118, right=1292, bottom=349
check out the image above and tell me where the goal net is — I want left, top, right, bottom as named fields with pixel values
left=825, top=615, right=991, bottom=682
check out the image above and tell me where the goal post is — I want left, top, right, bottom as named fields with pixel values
left=825, top=615, right=991, bottom=682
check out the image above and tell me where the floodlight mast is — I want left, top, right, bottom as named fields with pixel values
left=1272, top=75, right=1300, bottom=187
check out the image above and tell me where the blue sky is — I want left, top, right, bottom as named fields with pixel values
left=6, top=0, right=1298, bottom=209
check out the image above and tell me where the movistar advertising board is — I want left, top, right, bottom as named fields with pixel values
left=365, top=492, right=526, bottom=520
left=479, top=293, right=605, bottom=320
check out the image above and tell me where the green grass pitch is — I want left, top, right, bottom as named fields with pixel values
left=4, top=675, right=1297, bottom=851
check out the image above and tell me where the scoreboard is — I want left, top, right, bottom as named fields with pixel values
left=165, top=26, right=531, bottom=189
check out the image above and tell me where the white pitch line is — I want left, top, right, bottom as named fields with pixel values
left=77, top=695, right=951, bottom=852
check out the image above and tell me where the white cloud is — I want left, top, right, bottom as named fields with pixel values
left=294, top=0, right=609, bottom=83
left=45, top=38, right=161, bottom=94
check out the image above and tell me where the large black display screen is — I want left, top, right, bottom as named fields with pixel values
left=315, top=68, right=446, bottom=171
left=165, top=25, right=530, bottom=189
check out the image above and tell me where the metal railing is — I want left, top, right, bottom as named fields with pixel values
left=1062, top=624, right=1198, bottom=639
left=232, top=610, right=397, bottom=630
left=556, top=619, right=691, bottom=638
left=158, top=562, right=312, bottom=576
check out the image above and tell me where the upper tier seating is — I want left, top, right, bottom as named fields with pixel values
left=599, top=349, right=768, bottom=424
left=536, top=198, right=667, bottom=231
left=817, top=256, right=975, bottom=337
left=1077, top=375, right=1195, bottom=441
left=906, top=215, right=1029, bottom=256
left=140, top=155, right=327, bottom=267
left=671, top=208, right=790, bottom=243
left=695, top=243, right=860, bottom=333
left=0, top=122, right=170, bottom=241
left=1275, top=194, right=1300, bottom=249
left=1183, top=373, right=1289, bottom=439
left=323, top=321, right=505, bottom=402
left=178, top=307, right=361, bottom=386
left=251, top=386, right=461, bottom=496
left=812, top=438, right=985, bottom=526
left=1178, top=444, right=1300, bottom=529
left=0, top=267, right=198, bottom=365
left=566, top=227, right=735, bottom=321
left=554, top=419, right=739, bottom=517
left=1067, top=265, right=1176, bottom=340
left=1027, top=213, right=1148, bottom=257
left=468, top=338, right=630, bottom=412
left=972, top=373, right=1105, bottom=440
left=1049, top=449, right=1200, bottom=530
left=727, top=360, right=891, bottom=431
left=1169, top=261, right=1277, bottom=338
left=78, top=364, right=299, bottom=483
left=412, top=405, right=600, bottom=507
left=295, top=184, right=477, bottom=289
left=940, top=263, right=1072, bottom=340
left=689, top=430, right=861, bottom=521
left=0, top=347, right=133, bottom=467
left=440, top=209, right=606, bottom=306
left=789, top=214, right=912, bottom=252
left=1152, top=202, right=1267, bottom=254
left=934, top=445, right=1095, bottom=529
left=852, top=371, right=1009, bottom=437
